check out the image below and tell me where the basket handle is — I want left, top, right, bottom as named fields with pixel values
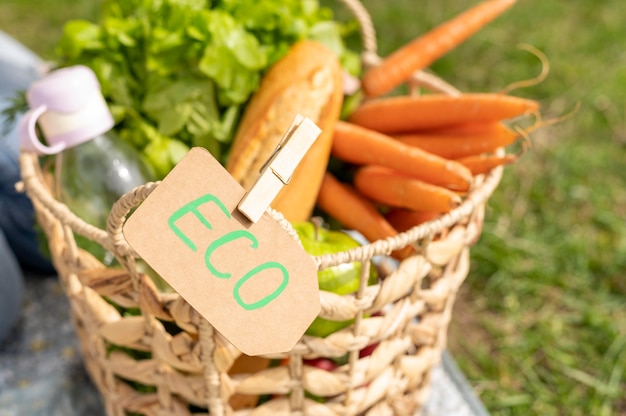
left=338, top=0, right=461, bottom=96
left=337, top=0, right=378, bottom=66
left=102, top=0, right=463, bottom=263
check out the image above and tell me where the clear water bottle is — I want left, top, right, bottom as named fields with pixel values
left=19, top=65, right=155, bottom=266
left=55, top=132, right=155, bottom=265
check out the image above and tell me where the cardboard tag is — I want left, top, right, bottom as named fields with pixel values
left=123, top=147, right=320, bottom=355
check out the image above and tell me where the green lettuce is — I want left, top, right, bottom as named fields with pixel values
left=55, top=0, right=360, bottom=178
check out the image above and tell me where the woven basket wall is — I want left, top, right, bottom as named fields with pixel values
left=19, top=150, right=502, bottom=416
left=17, top=2, right=504, bottom=414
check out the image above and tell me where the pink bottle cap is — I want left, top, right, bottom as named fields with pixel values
left=19, top=65, right=115, bottom=155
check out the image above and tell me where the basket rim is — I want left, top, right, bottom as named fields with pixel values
left=18, top=150, right=503, bottom=269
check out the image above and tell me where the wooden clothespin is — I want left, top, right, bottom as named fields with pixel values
left=237, top=115, right=322, bottom=223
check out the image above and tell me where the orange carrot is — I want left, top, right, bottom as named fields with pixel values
left=348, top=93, right=539, bottom=134
left=393, top=127, right=519, bottom=159
left=419, top=121, right=513, bottom=136
left=332, top=121, right=473, bottom=191
left=316, top=172, right=414, bottom=259
left=385, top=208, right=442, bottom=233
left=456, top=153, right=518, bottom=175
left=354, top=165, right=462, bottom=213
left=361, top=0, right=517, bottom=97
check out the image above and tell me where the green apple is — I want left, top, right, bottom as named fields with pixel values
left=293, top=219, right=378, bottom=337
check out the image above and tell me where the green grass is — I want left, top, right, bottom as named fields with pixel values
left=2, top=0, right=625, bottom=414
left=353, top=1, right=626, bottom=415
left=0, top=0, right=100, bottom=60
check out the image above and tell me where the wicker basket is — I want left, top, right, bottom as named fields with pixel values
left=17, top=2, right=504, bottom=415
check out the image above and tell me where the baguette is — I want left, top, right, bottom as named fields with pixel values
left=226, top=40, right=344, bottom=222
